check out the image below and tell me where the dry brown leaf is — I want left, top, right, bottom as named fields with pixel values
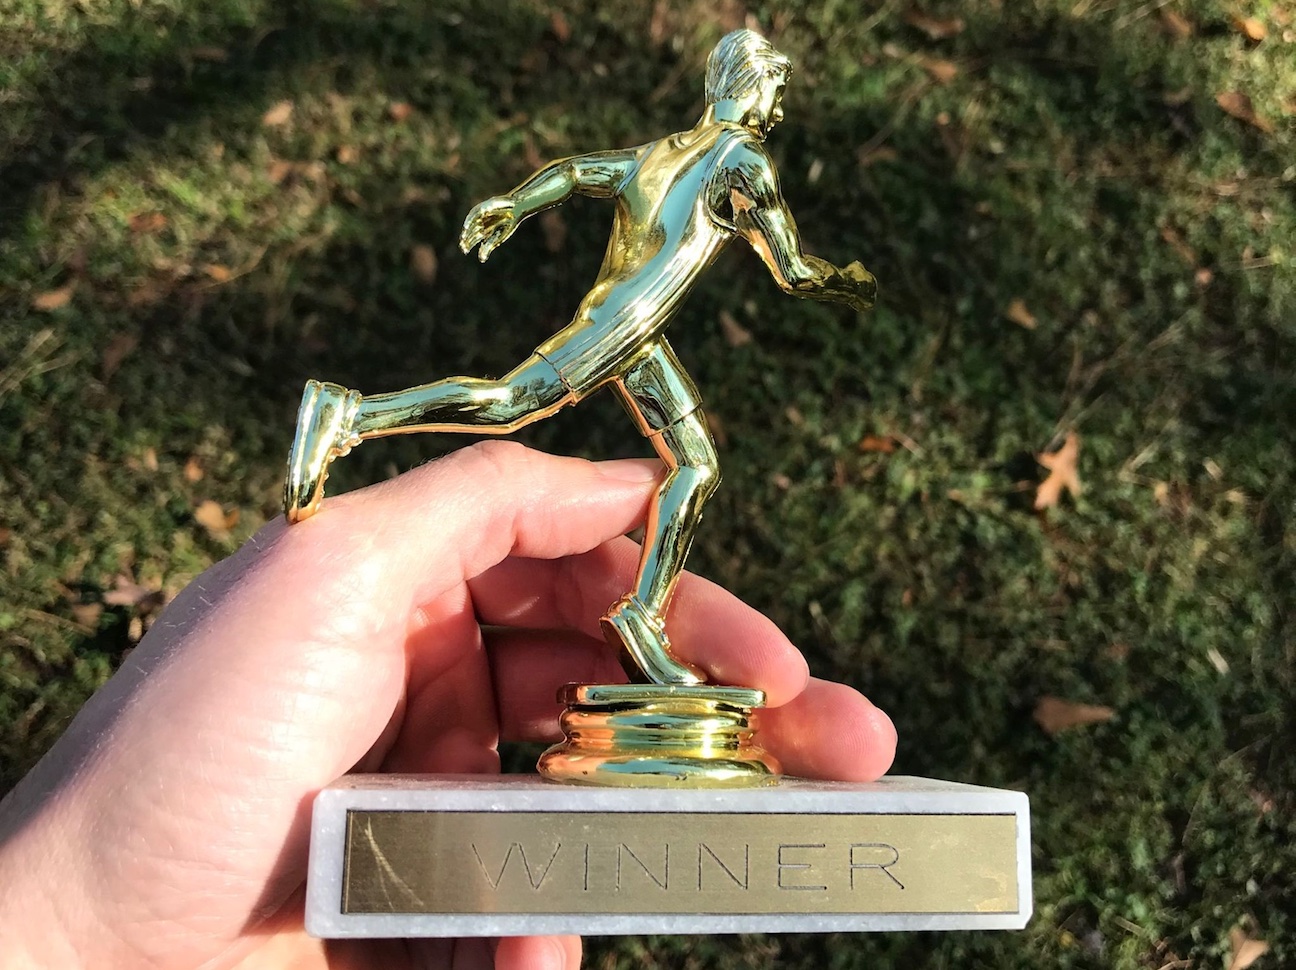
left=203, top=264, right=233, bottom=283
left=143, top=447, right=159, bottom=472
left=859, top=435, right=897, bottom=454
left=0, top=526, right=11, bottom=547
left=71, top=602, right=103, bottom=628
left=129, top=211, right=167, bottom=234
left=1035, top=431, right=1081, bottom=510
left=1160, top=225, right=1197, bottom=265
left=550, top=10, right=571, bottom=43
left=771, top=472, right=792, bottom=491
left=262, top=100, right=293, bottom=127
left=101, top=332, right=139, bottom=378
left=858, top=144, right=899, bottom=167
left=1159, top=8, right=1194, bottom=39
left=267, top=159, right=295, bottom=184
left=1033, top=696, right=1115, bottom=734
left=410, top=244, right=438, bottom=284
left=1228, top=927, right=1270, bottom=970
left=1217, top=91, right=1274, bottom=133
left=388, top=101, right=413, bottom=122
left=718, top=310, right=753, bottom=348
left=1195, top=267, right=1214, bottom=287
left=539, top=210, right=567, bottom=252
left=903, top=10, right=965, bottom=39
left=921, top=58, right=959, bottom=84
left=32, top=282, right=74, bottom=311
left=184, top=456, right=204, bottom=482
left=102, top=574, right=165, bottom=613
left=336, top=144, right=358, bottom=164
left=1006, top=298, right=1037, bottom=329
left=1232, top=15, right=1266, bottom=41
left=195, top=499, right=238, bottom=536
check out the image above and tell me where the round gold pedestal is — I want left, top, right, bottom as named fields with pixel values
left=537, top=684, right=781, bottom=788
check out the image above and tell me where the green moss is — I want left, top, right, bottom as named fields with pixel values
left=2, top=0, right=1293, bottom=966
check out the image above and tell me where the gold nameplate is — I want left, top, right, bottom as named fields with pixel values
left=342, top=811, right=1018, bottom=916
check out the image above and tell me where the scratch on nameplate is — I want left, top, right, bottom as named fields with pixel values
left=364, top=818, right=426, bottom=909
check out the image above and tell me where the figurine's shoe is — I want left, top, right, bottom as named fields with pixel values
left=283, top=380, right=363, bottom=523
left=600, top=594, right=706, bottom=686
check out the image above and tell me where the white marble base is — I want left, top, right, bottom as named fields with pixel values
left=306, top=774, right=1032, bottom=937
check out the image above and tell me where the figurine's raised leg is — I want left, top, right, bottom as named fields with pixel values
left=601, top=341, right=716, bottom=685
left=284, top=355, right=571, bottom=522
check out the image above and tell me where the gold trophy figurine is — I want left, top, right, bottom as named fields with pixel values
left=283, top=29, right=876, bottom=787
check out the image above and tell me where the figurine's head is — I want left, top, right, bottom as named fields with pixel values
left=705, top=29, right=792, bottom=140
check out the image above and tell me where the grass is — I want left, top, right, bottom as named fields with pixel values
left=2, top=0, right=1294, bottom=966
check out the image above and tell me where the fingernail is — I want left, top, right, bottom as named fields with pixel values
left=600, top=458, right=661, bottom=484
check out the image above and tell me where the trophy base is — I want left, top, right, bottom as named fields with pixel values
left=537, top=683, right=779, bottom=788
left=305, top=774, right=1032, bottom=938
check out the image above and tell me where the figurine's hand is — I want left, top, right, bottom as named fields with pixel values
left=460, top=195, right=519, bottom=262
left=0, top=443, right=895, bottom=970
left=841, top=260, right=878, bottom=312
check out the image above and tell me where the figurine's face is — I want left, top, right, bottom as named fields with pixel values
left=744, top=73, right=788, bottom=139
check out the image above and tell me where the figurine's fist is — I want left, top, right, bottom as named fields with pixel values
left=460, top=195, right=519, bottom=262
left=842, top=260, right=878, bottom=312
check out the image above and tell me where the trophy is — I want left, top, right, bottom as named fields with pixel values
left=290, top=29, right=1031, bottom=937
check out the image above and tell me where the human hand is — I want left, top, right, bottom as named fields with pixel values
left=459, top=196, right=519, bottom=262
left=0, top=442, right=897, bottom=970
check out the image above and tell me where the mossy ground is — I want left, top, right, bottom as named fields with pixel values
left=2, top=1, right=1293, bottom=967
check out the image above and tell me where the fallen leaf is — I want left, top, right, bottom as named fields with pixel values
left=184, top=456, right=204, bottom=482
left=262, top=100, right=293, bottom=127
left=410, top=244, right=438, bottom=284
left=771, top=473, right=792, bottom=491
left=102, top=574, right=165, bottom=613
left=1195, top=267, right=1214, bottom=287
left=71, top=602, right=103, bottom=628
left=859, top=435, right=896, bottom=453
left=1159, top=8, right=1194, bottom=39
left=1033, top=696, right=1115, bottom=734
left=336, top=144, right=358, bottom=164
left=388, top=101, right=413, bottom=122
left=718, top=310, right=753, bottom=348
left=539, top=210, right=567, bottom=252
left=195, top=500, right=238, bottom=536
left=0, top=526, right=10, bottom=547
left=1228, top=927, right=1270, bottom=970
left=1232, top=15, right=1266, bottom=41
left=1006, top=298, right=1037, bottom=329
left=203, top=264, right=233, bottom=283
left=785, top=406, right=805, bottom=427
left=32, top=282, right=74, bottom=311
left=1216, top=91, right=1274, bottom=133
left=921, top=58, right=959, bottom=84
left=857, top=144, right=899, bottom=167
left=1035, top=431, right=1081, bottom=510
left=101, top=332, right=139, bottom=378
left=129, top=211, right=167, bottom=234
left=267, top=159, right=295, bottom=184
left=143, top=447, right=159, bottom=472
left=903, top=10, right=965, bottom=39
left=1160, top=225, right=1197, bottom=265
left=550, top=10, right=571, bottom=42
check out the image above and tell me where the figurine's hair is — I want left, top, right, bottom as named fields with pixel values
left=704, top=29, right=792, bottom=104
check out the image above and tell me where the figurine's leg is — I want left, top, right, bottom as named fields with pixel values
left=353, top=355, right=570, bottom=437
left=284, top=354, right=571, bottom=522
left=600, top=341, right=715, bottom=685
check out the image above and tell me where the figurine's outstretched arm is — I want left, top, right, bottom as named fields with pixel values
left=460, top=146, right=645, bottom=261
left=724, top=142, right=876, bottom=312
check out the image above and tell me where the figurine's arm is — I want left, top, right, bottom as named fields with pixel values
left=723, top=142, right=876, bottom=312
left=460, top=147, right=645, bottom=262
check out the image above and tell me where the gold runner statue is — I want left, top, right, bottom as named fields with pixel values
left=283, top=29, right=876, bottom=689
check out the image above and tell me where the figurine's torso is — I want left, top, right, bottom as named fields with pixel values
left=536, top=124, right=757, bottom=393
